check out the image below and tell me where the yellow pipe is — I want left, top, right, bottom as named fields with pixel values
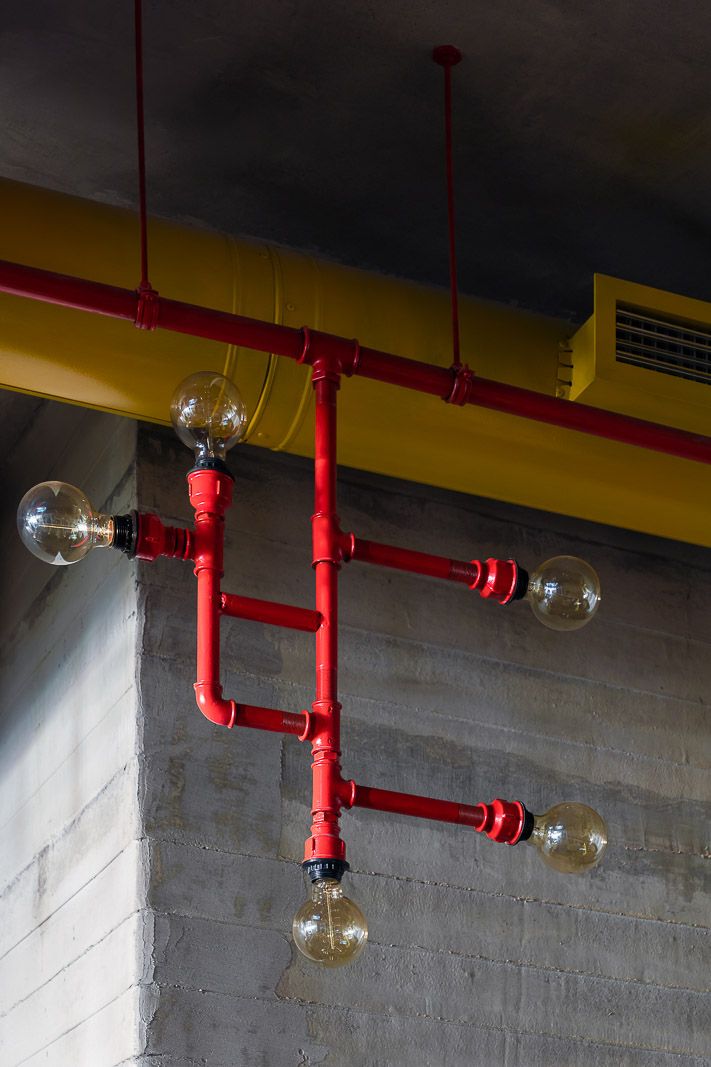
left=1, top=178, right=710, bottom=547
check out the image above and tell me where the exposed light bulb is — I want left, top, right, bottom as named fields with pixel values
left=170, top=371, right=247, bottom=465
left=528, top=802, right=607, bottom=874
left=17, top=481, right=114, bottom=566
left=527, top=555, right=600, bottom=631
left=292, top=878, right=368, bottom=967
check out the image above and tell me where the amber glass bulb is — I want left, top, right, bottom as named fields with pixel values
left=527, top=555, right=600, bottom=631
left=17, top=481, right=114, bottom=565
left=529, top=802, right=608, bottom=873
left=170, top=371, right=247, bottom=463
left=292, top=878, right=368, bottom=967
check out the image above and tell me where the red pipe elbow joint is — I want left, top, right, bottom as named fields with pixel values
left=193, top=681, right=237, bottom=728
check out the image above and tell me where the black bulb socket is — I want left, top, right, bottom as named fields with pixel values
left=512, top=565, right=529, bottom=601
left=303, top=858, right=350, bottom=883
left=518, top=805, right=535, bottom=842
left=112, top=512, right=138, bottom=557
left=188, top=456, right=235, bottom=480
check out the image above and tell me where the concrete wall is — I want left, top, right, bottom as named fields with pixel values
left=0, top=398, right=150, bottom=1066
left=136, top=423, right=711, bottom=1067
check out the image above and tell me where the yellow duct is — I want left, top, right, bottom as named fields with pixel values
left=1, top=178, right=710, bottom=547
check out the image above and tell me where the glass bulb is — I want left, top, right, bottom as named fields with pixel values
left=292, top=878, right=368, bottom=967
left=528, top=802, right=607, bottom=874
left=170, top=371, right=247, bottom=464
left=17, top=481, right=114, bottom=566
left=527, top=555, right=600, bottom=631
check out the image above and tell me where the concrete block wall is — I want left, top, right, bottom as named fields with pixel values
left=136, top=424, right=711, bottom=1067
left=0, top=398, right=149, bottom=1067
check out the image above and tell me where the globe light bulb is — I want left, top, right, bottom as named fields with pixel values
left=527, top=555, right=600, bottom=631
left=170, top=371, right=247, bottom=465
left=17, top=481, right=114, bottom=566
left=528, top=802, right=607, bottom=874
left=292, top=878, right=368, bottom=967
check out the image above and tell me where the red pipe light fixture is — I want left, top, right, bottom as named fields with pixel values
left=17, top=369, right=607, bottom=967
left=14, top=25, right=608, bottom=968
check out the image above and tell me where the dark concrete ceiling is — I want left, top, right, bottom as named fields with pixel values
left=2, top=1, right=711, bottom=322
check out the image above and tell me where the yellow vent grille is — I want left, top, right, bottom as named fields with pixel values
left=616, top=305, right=711, bottom=386
left=564, top=274, right=711, bottom=440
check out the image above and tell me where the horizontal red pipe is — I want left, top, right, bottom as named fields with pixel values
left=221, top=592, right=321, bottom=632
left=343, top=781, right=486, bottom=831
left=346, top=534, right=479, bottom=584
left=235, top=703, right=307, bottom=735
left=3, top=258, right=711, bottom=465
left=466, top=376, right=711, bottom=464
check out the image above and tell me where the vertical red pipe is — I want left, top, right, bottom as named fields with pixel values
left=189, top=469, right=237, bottom=728
left=304, top=363, right=346, bottom=865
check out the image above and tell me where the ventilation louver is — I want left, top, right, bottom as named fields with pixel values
left=616, top=305, right=711, bottom=386
left=563, top=274, right=711, bottom=441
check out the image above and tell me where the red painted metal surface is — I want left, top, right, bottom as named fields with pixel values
left=343, top=533, right=468, bottom=580
left=302, top=360, right=347, bottom=864
left=189, top=468, right=238, bottom=727
left=135, top=512, right=193, bottom=562
left=340, top=779, right=527, bottom=844
left=187, top=467, right=309, bottom=733
left=1, top=257, right=711, bottom=464
left=235, top=703, right=307, bottom=735
left=342, top=533, right=521, bottom=604
left=221, top=592, right=321, bottom=632
left=471, top=557, right=520, bottom=604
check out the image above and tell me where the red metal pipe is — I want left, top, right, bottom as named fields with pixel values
left=189, top=468, right=237, bottom=727
left=303, top=362, right=347, bottom=865
left=2, top=257, right=711, bottom=465
left=187, top=468, right=307, bottom=734
left=342, top=533, right=523, bottom=604
left=343, top=533, right=466, bottom=581
left=235, top=703, right=307, bottom=735
left=341, top=780, right=528, bottom=844
left=220, top=592, right=321, bottom=632
left=134, top=512, right=193, bottom=562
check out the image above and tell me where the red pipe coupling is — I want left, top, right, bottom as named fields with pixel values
left=134, top=512, right=193, bottom=562
left=467, top=558, right=521, bottom=605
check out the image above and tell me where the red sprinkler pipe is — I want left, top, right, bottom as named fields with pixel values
left=188, top=465, right=308, bottom=734
left=133, top=512, right=194, bottom=561
left=341, top=532, right=523, bottom=604
left=340, top=779, right=529, bottom=844
left=1, top=258, right=711, bottom=465
left=302, top=358, right=348, bottom=867
left=189, top=467, right=240, bottom=727
left=220, top=592, right=321, bottom=632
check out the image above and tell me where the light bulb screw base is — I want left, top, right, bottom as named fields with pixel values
left=112, top=512, right=138, bottom=556
left=303, top=858, right=350, bottom=883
